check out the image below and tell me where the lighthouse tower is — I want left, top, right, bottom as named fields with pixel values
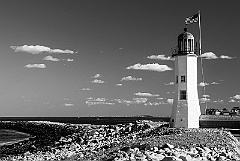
left=170, top=28, right=201, bottom=128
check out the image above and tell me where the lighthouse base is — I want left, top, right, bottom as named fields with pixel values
left=170, top=100, right=201, bottom=128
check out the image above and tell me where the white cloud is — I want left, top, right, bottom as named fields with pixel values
left=11, top=45, right=76, bottom=54
left=211, top=82, right=219, bottom=85
left=198, top=82, right=209, bottom=87
left=63, top=103, right=74, bottom=107
left=86, top=101, right=114, bottom=106
left=212, top=99, right=223, bottom=103
left=229, top=99, right=236, bottom=102
left=202, top=94, right=210, bottom=98
left=165, top=82, right=174, bottom=85
left=200, top=97, right=211, bottom=103
left=126, top=63, right=173, bottom=72
left=66, top=58, right=74, bottom=62
left=43, top=55, right=60, bottom=61
left=233, top=94, right=240, bottom=100
left=94, top=98, right=106, bottom=102
left=116, top=84, right=122, bottom=86
left=85, top=97, right=114, bottom=106
left=114, top=98, right=148, bottom=105
left=92, top=79, right=105, bottom=83
left=220, top=55, right=235, bottom=59
left=144, top=102, right=160, bottom=106
left=134, top=92, right=160, bottom=97
left=167, top=99, right=174, bottom=104
left=133, top=98, right=148, bottom=103
left=147, top=55, right=173, bottom=61
left=82, top=88, right=90, bottom=91
left=24, top=64, right=46, bottom=68
left=200, top=52, right=218, bottom=59
left=121, top=76, right=142, bottom=81
left=93, top=74, right=101, bottom=78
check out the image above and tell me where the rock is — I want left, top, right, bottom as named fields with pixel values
left=154, top=146, right=159, bottom=152
left=121, top=146, right=130, bottom=152
left=162, top=143, right=174, bottom=149
left=203, top=147, right=211, bottom=154
left=155, top=153, right=165, bottom=160
left=216, top=156, right=226, bottom=161
left=161, top=156, right=183, bottom=161
left=179, top=155, right=192, bottom=161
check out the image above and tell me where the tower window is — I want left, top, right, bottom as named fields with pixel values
left=181, top=76, right=186, bottom=83
left=180, top=90, right=187, bottom=100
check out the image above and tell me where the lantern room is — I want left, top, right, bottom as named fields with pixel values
left=173, top=28, right=195, bottom=56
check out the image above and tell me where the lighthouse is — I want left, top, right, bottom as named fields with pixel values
left=170, top=28, right=201, bottom=128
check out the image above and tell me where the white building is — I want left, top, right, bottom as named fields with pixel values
left=170, top=28, right=201, bottom=128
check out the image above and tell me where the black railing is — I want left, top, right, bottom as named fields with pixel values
left=171, top=46, right=199, bottom=56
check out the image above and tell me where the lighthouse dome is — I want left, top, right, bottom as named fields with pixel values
left=178, top=28, right=194, bottom=40
left=174, top=28, right=195, bottom=56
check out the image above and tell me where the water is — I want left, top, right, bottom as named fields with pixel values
left=0, top=129, right=30, bottom=146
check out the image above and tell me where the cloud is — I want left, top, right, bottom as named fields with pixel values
left=43, top=55, right=60, bottom=61
left=116, top=84, right=122, bottom=86
left=133, top=98, right=148, bottom=103
left=144, top=102, right=160, bottom=106
left=93, top=74, right=101, bottom=78
left=220, top=55, right=235, bottom=59
left=198, top=82, right=209, bottom=87
left=62, top=103, right=74, bottom=107
left=66, top=58, right=74, bottom=62
left=211, top=82, right=219, bottom=85
left=200, top=52, right=218, bottom=59
left=200, top=52, right=235, bottom=60
left=85, top=97, right=114, bottom=106
left=147, top=55, right=173, bottom=61
left=10, top=45, right=76, bottom=54
left=165, top=82, right=174, bottom=85
left=229, top=99, right=236, bottom=102
left=82, top=88, right=90, bottom=91
left=202, top=94, right=210, bottom=98
left=114, top=98, right=148, bottom=105
left=24, top=64, right=46, bottom=68
left=167, top=99, right=174, bottom=104
left=126, top=63, right=173, bottom=72
left=92, top=79, right=105, bottom=83
left=232, top=94, right=240, bottom=100
left=199, top=97, right=211, bottom=103
left=121, top=76, right=142, bottom=81
left=134, top=92, right=160, bottom=97
left=212, top=99, right=223, bottom=103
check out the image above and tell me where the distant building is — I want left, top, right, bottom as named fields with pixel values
left=221, top=108, right=230, bottom=115
left=205, top=108, right=220, bottom=115
left=231, top=106, right=240, bottom=115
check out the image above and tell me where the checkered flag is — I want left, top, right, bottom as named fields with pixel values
left=185, top=13, right=199, bottom=25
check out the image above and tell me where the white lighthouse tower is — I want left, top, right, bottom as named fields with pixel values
left=170, top=28, right=201, bottom=128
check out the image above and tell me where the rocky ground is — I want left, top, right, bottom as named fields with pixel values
left=0, top=120, right=240, bottom=161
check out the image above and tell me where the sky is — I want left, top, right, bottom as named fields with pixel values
left=0, top=0, right=240, bottom=117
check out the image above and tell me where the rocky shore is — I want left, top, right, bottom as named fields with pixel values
left=0, top=120, right=240, bottom=160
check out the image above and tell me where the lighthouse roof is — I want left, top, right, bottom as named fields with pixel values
left=178, top=28, right=194, bottom=39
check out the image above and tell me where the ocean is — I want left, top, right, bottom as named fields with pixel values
left=0, top=116, right=239, bottom=145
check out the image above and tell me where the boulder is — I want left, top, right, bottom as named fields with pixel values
left=161, top=156, right=183, bottom=161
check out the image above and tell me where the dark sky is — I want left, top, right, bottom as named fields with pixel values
left=0, top=0, right=239, bottom=116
